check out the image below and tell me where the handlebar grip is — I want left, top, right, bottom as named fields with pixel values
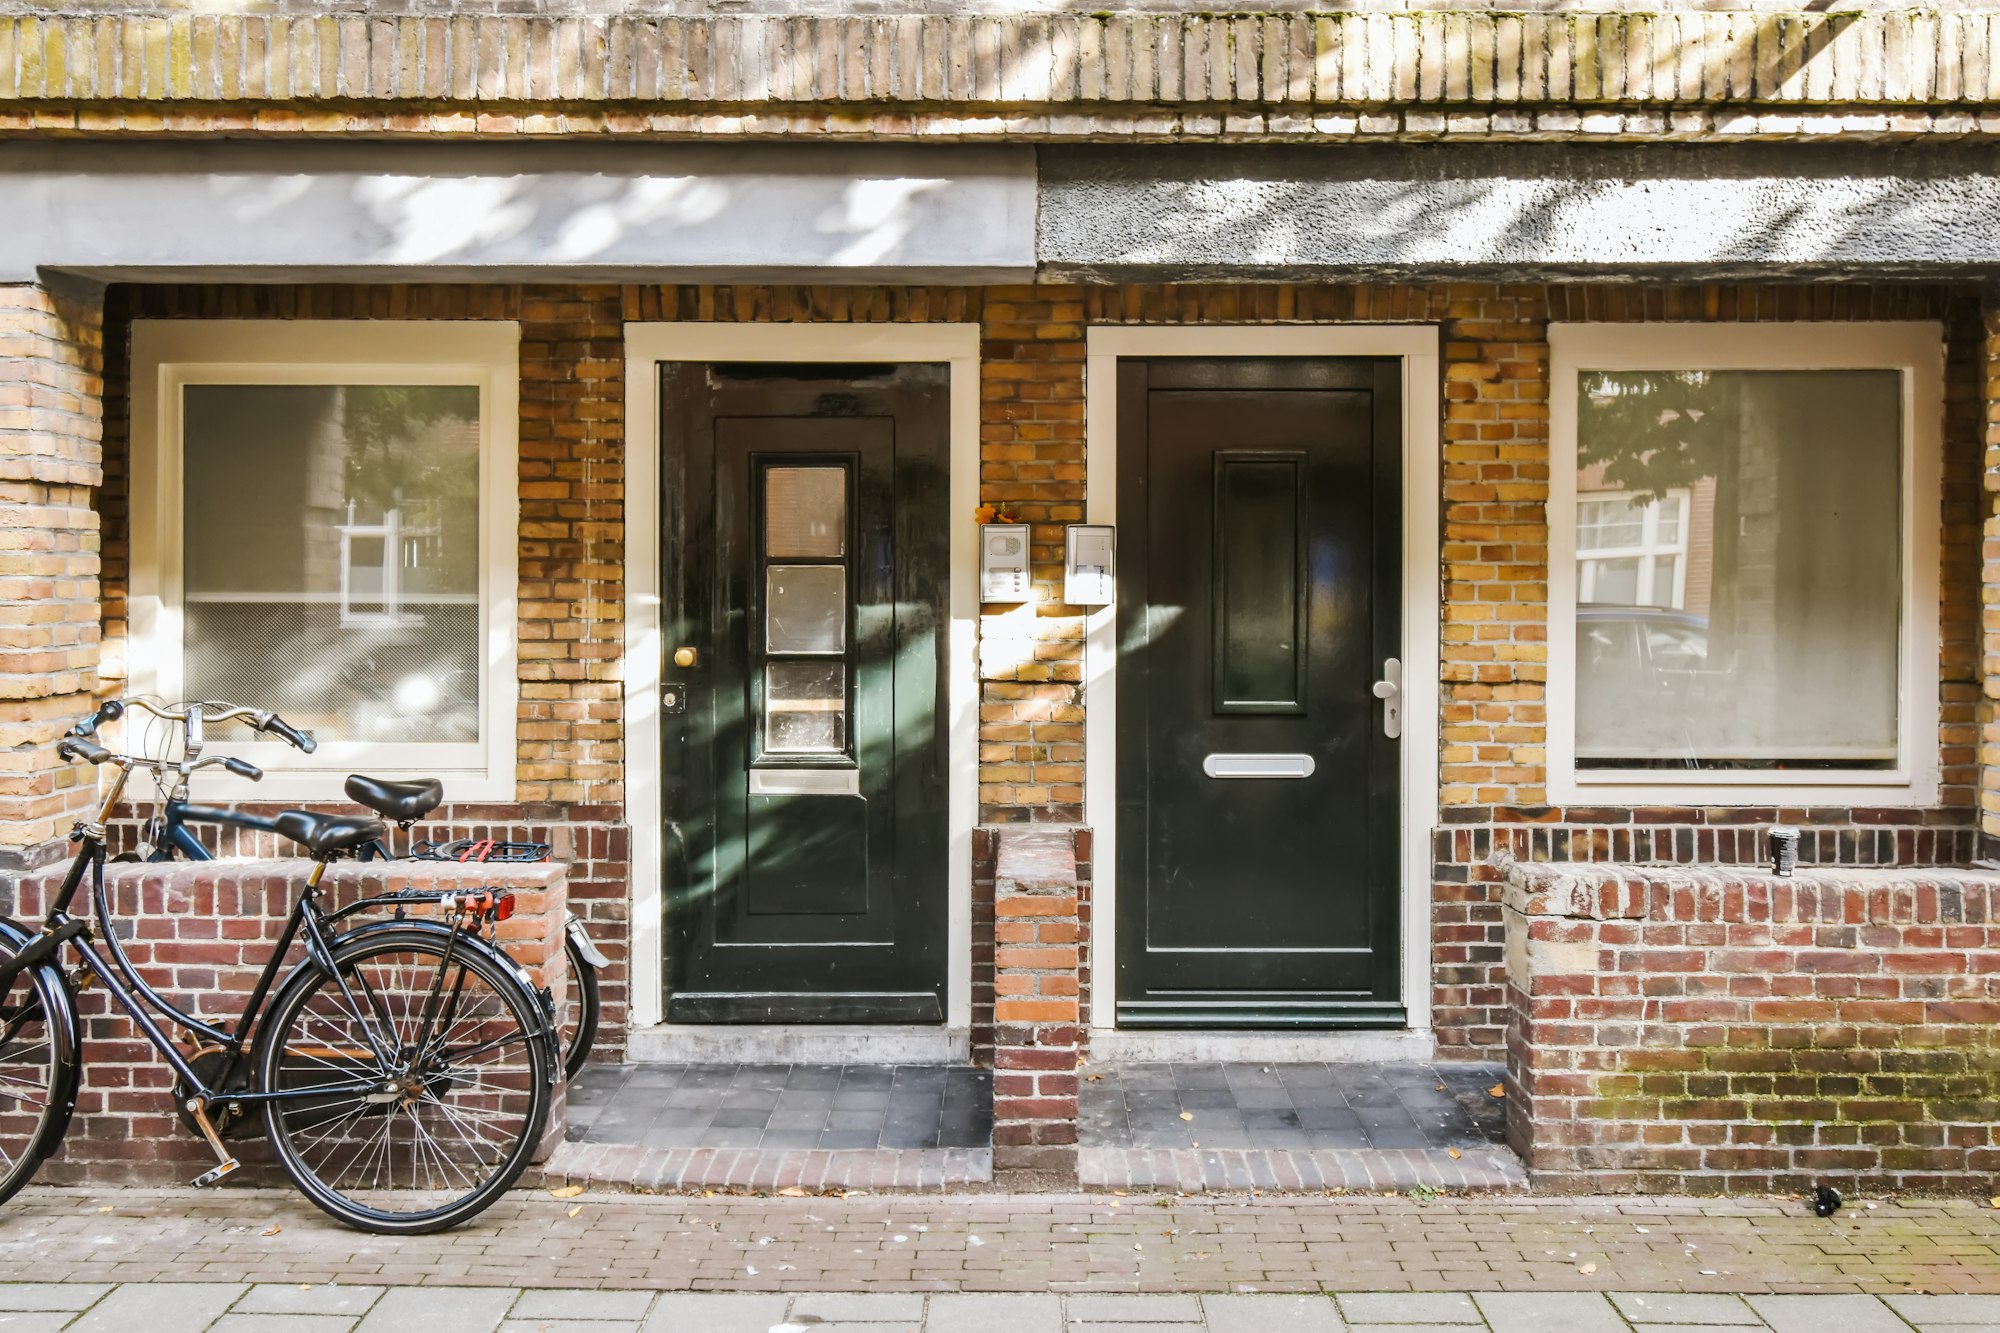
left=56, top=737, right=113, bottom=766
left=261, top=716, right=317, bottom=754
left=69, top=699, right=124, bottom=738
left=224, top=757, right=265, bottom=781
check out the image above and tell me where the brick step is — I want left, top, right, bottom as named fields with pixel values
left=1077, top=1145, right=1528, bottom=1194
left=537, top=1141, right=993, bottom=1194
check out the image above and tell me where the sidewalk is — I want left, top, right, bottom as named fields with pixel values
left=6, top=1284, right=2000, bottom=1332
left=0, top=1185, right=1994, bottom=1328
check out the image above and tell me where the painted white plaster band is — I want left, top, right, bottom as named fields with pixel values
left=0, top=143, right=1036, bottom=283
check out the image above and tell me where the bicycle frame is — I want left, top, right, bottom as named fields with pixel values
left=0, top=764, right=479, bottom=1122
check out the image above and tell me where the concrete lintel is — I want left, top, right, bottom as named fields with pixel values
left=1041, top=142, right=2000, bottom=280
left=0, top=142, right=1037, bottom=285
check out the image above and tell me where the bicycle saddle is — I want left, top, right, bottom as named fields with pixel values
left=344, top=774, right=444, bottom=823
left=274, top=811, right=387, bottom=859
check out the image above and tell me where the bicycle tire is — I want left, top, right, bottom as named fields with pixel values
left=0, top=926, right=79, bottom=1208
left=560, top=930, right=599, bottom=1082
left=256, top=924, right=550, bottom=1234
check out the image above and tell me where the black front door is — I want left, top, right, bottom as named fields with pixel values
left=663, top=363, right=949, bottom=1023
left=1116, top=358, right=1403, bottom=1028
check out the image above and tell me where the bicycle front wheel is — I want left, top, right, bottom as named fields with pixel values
left=256, top=926, right=551, bottom=1234
left=0, top=929, right=75, bottom=1207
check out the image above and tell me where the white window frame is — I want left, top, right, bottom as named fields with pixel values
left=1548, top=321, right=1943, bottom=806
left=130, top=320, right=520, bottom=802
left=1576, top=488, right=1690, bottom=609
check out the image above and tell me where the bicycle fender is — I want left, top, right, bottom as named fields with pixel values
left=0, top=918, right=82, bottom=1159
left=565, top=916, right=611, bottom=969
left=302, top=920, right=564, bottom=1085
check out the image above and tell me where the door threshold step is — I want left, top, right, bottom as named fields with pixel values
left=1087, top=1028, right=1435, bottom=1064
left=628, top=1024, right=970, bottom=1066
left=538, top=1140, right=993, bottom=1194
left=1077, top=1144, right=1527, bottom=1194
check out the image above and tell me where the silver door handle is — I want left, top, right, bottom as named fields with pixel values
left=1371, top=657, right=1403, bottom=740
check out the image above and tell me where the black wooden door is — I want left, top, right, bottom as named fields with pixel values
left=663, top=363, right=949, bottom=1024
left=1116, top=358, right=1403, bottom=1028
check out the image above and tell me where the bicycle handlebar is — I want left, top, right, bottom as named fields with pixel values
left=56, top=736, right=114, bottom=766
left=71, top=697, right=317, bottom=755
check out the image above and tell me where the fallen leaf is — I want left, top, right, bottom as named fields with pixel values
left=567, top=1205, right=582, bottom=1218
left=1448, top=1148, right=1462, bottom=1160
left=1434, top=1084, right=1445, bottom=1092
left=261, top=1225, right=282, bottom=1237
left=1086, top=1073, right=1103, bottom=1081
left=1179, top=1111, right=1194, bottom=1122
left=96, top=1206, right=112, bottom=1214
left=1488, top=1083, right=1505, bottom=1098
left=1579, top=1263, right=1597, bottom=1275
left=778, top=1187, right=807, bottom=1197
left=1990, top=1196, right=2000, bottom=1210
left=548, top=1184, right=585, bottom=1199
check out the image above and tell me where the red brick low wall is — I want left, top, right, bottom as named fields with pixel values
left=2, top=859, right=566, bottom=1186
left=1500, top=853, right=2000, bottom=1195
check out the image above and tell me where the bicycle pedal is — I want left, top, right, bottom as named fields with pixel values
left=191, top=1158, right=239, bottom=1189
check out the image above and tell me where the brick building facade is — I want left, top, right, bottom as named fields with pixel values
left=6, top=5, right=2000, bottom=1191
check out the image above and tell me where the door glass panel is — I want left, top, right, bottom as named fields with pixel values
left=766, top=565, right=846, bottom=654
left=1213, top=452, right=1306, bottom=713
left=766, top=466, right=847, bottom=558
left=765, top=661, right=847, bottom=753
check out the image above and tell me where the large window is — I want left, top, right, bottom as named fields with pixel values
left=132, top=322, right=519, bottom=799
left=1550, top=324, right=1942, bottom=802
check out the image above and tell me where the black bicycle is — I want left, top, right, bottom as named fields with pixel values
left=0, top=703, right=557, bottom=1234
left=106, top=697, right=604, bottom=1082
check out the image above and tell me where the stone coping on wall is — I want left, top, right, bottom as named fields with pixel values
left=1497, top=850, right=2000, bottom=925
left=4, top=10, right=2000, bottom=143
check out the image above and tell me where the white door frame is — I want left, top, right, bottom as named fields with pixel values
left=1082, top=325, right=1443, bottom=1041
left=623, top=323, right=982, bottom=1034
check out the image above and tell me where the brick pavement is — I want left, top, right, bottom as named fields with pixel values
left=0, top=1187, right=1996, bottom=1299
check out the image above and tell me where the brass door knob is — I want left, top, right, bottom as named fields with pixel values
left=673, top=647, right=698, bottom=668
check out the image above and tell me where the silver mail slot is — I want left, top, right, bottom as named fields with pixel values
left=1202, top=753, right=1316, bottom=779
left=750, top=767, right=861, bottom=796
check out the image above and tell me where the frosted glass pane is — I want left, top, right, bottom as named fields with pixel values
left=766, top=565, right=846, bottom=654
left=766, top=661, right=846, bottom=753
left=766, top=467, right=846, bottom=558
left=1575, top=369, right=1900, bottom=769
left=181, top=384, right=482, bottom=744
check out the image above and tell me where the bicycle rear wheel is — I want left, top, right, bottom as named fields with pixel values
left=559, top=930, right=599, bottom=1082
left=0, top=930, right=76, bottom=1207
left=256, top=925, right=550, bottom=1234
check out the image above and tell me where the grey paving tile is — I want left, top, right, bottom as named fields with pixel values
left=0, top=1286, right=112, bottom=1312
left=0, top=1317, right=86, bottom=1333
left=1336, top=1294, right=1481, bottom=1324
left=355, top=1287, right=518, bottom=1333
left=496, top=1322, right=638, bottom=1333
left=69, top=1283, right=247, bottom=1333
left=926, top=1293, right=1062, bottom=1333
left=639, top=1294, right=788, bottom=1333
left=1475, top=1293, right=1624, bottom=1333
left=1203, top=1293, right=1346, bottom=1331
left=791, top=1294, right=927, bottom=1321
left=1065, top=1294, right=1204, bottom=1321
left=234, top=1285, right=384, bottom=1317
left=1746, top=1295, right=1907, bottom=1333
left=1346, top=1326, right=1478, bottom=1333
left=510, top=1291, right=655, bottom=1321
left=1885, top=1295, right=2000, bottom=1325
left=1610, top=1293, right=1757, bottom=1324
left=213, top=1317, right=356, bottom=1333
